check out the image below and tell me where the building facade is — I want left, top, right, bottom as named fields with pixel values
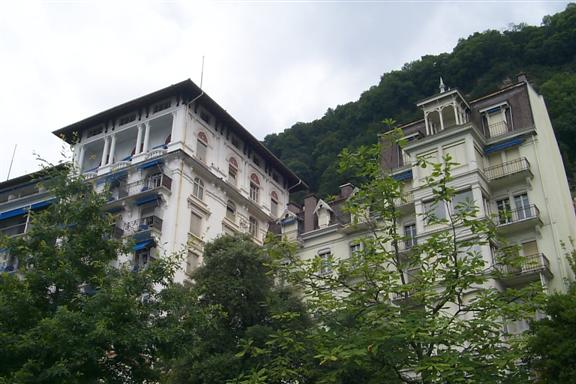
left=0, top=80, right=306, bottom=282
left=281, top=75, right=576, bottom=323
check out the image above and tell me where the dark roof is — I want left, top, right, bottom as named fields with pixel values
left=0, top=164, right=67, bottom=193
left=52, top=79, right=307, bottom=190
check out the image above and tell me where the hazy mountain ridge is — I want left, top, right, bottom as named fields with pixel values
left=264, top=4, right=576, bottom=199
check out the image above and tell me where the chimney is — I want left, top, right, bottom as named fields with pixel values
left=303, top=194, right=318, bottom=233
left=517, top=72, right=528, bottom=83
left=339, top=183, right=355, bottom=199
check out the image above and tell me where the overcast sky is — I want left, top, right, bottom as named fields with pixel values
left=0, top=0, right=569, bottom=181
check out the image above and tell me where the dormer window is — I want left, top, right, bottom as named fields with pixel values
left=481, top=103, right=511, bottom=138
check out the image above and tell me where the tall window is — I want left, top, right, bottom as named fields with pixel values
left=250, top=174, right=260, bottom=203
left=514, top=193, right=532, bottom=220
left=451, top=190, right=474, bottom=214
left=228, top=158, right=238, bottom=185
left=196, top=132, right=208, bottom=162
left=193, top=177, right=204, bottom=200
left=271, top=191, right=279, bottom=218
left=226, top=201, right=236, bottom=221
left=424, top=201, right=446, bottom=224
left=404, top=223, right=417, bottom=249
left=318, top=249, right=332, bottom=275
left=186, top=251, right=200, bottom=275
left=249, top=216, right=258, bottom=238
left=134, top=248, right=152, bottom=272
left=496, top=198, right=512, bottom=224
left=190, top=211, right=202, bottom=237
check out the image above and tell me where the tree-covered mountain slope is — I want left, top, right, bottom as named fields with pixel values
left=264, top=4, right=576, bottom=199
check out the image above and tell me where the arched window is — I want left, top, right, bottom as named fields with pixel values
left=228, top=157, right=238, bottom=185
left=271, top=191, right=279, bottom=218
left=249, top=216, right=258, bottom=238
left=196, top=132, right=208, bottom=162
left=193, top=177, right=204, bottom=200
left=250, top=174, right=260, bottom=202
left=226, top=200, right=236, bottom=221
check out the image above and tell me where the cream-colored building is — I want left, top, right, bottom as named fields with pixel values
left=281, top=75, right=576, bottom=315
left=0, top=80, right=306, bottom=282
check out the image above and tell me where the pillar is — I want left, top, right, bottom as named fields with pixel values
left=108, top=134, right=116, bottom=165
left=143, top=122, right=151, bottom=153
left=135, top=124, right=143, bottom=155
left=101, top=137, right=110, bottom=167
left=77, top=145, right=85, bottom=171
left=438, top=108, right=445, bottom=131
left=424, top=112, right=430, bottom=135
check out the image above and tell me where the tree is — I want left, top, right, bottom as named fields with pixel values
left=258, top=130, right=544, bottom=383
left=162, top=234, right=312, bottom=384
left=0, top=165, right=188, bottom=383
left=527, top=252, right=576, bottom=383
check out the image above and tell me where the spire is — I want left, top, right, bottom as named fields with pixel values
left=439, top=77, right=446, bottom=93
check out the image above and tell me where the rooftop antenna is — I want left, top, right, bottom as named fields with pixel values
left=6, top=144, right=17, bottom=181
left=200, top=56, right=205, bottom=89
left=439, top=77, right=446, bottom=93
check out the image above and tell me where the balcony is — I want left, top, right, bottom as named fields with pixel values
left=124, top=215, right=163, bottom=236
left=484, top=158, right=532, bottom=185
left=486, top=121, right=510, bottom=139
left=495, top=205, right=542, bottom=233
left=105, top=173, right=172, bottom=207
left=497, top=253, right=552, bottom=286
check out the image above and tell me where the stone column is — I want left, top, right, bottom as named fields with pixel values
left=101, top=137, right=110, bottom=167
left=143, top=122, right=151, bottom=153
left=438, top=108, right=445, bottom=131
left=108, top=134, right=117, bottom=165
left=135, top=124, right=143, bottom=155
left=424, top=112, right=430, bottom=135
left=77, top=145, right=85, bottom=172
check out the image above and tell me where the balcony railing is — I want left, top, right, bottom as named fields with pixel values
left=125, top=174, right=172, bottom=196
left=484, top=157, right=531, bottom=181
left=486, top=121, right=510, bottom=138
left=497, top=253, right=551, bottom=276
left=124, top=215, right=163, bottom=235
left=495, top=204, right=540, bottom=226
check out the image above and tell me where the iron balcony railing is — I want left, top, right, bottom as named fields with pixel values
left=484, top=157, right=531, bottom=181
left=108, top=173, right=172, bottom=202
left=497, top=253, right=550, bottom=276
left=124, top=215, right=163, bottom=235
left=486, top=121, right=510, bottom=138
left=496, top=204, right=540, bottom=226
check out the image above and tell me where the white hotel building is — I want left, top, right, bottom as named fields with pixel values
left=0, top=80, right=306, bottom=282
left=283, top=75, right=576, bottom=316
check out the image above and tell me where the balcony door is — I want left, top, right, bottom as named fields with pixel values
left=513, top=193, right=531, bottom=220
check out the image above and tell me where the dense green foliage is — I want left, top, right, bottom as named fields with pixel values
left=264, top=4, right=576, bottom=198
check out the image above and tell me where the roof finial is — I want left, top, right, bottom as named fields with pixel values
left=439, top=77, right=446, bottom=93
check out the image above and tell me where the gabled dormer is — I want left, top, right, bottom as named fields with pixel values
left=417, top=78, right=470, bottom=136
left=314, top=199, right=334, bottom=228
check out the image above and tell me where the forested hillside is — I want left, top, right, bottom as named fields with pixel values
left=264, top=4, right=576, bottom=199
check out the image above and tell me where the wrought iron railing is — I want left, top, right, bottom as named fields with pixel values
left=124, top=216, right=163, bottom=235
left=497, top=253, right=550, bottom=275
left=484, top=157, right=530, bottom=180
left=496, top=204, right=540, bottom=226
left=486, top=121, right=510, bottom=138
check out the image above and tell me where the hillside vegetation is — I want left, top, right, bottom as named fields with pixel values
left=264, top=4, right=576, bottom=199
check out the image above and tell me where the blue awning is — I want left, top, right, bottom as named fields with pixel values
left=105, top=205, right=124, bottom=213
left=0, top=207, right=27, bottom=221
left=138, top=159, right=163, bottom=170
left=484, top=137, right=524, bottom=155
left=135, top=194, right=160, bottom=206
left=392, top=169, right=413, bottom=181
left=133, top=239, right=154, bottom=251
left=30, top=199, right=55, bottom=211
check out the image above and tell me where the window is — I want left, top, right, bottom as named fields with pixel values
left=451, top=190, right=474, bottom=214
left=271, top=191, right=279, bottom=218
left=134, top=248, right=152, bottom=272
left=496, top=198, right=512, bottom=224
left=186, top=251, right=200, bottom=274
left=153, top=100, right=171, bottom=113
left=228, top=158, right=238, bottom=185
left=147, top=173, right=163, bottom=189
left=190, top=211, right=203, bottom=237
left=318, top=249, right=333, bottom=275
left=193, top=177, right=204, bottom=200
left=226, top=201, right=236, bottom=221
left=514, top=193, right=532, bottom=220
left=196, top=132, right=208, bottom=162
left=424, top=200, right=447, bottom=224
left=250, top=174, right=260, bottom=203
left=119, top=114, right=136, bottom=126
left=249, top=216, right=258, bottom=238
left=404, top=223, right=417, bottom=249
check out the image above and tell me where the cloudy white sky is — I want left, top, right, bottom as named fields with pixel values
left=0, top=0, right=569, bottom=181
